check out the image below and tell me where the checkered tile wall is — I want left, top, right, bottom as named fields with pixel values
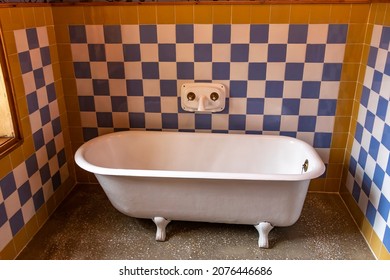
left=347, top=25, right=390, bottom=252
left=0, top=27, right=69, bottom=251
left=70, top=24, right=347, bottom=164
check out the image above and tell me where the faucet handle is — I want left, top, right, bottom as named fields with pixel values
left=210, top=92, right=219, bottom=101
left=187, top=92, right=196, bottom=101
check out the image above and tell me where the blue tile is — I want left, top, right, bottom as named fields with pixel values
left=73, top=62, right=91, bottom=79
left=176, top=25, right=194, bottom=43
left=140, top=25, right=157, bottom=43
left=123, top=44, right=141, bottom=61
left=142, top=62, right=160, bottom=79
left=288, top=24, right=308, bottom=43
left=322, top=63, right=342, bottom=81
left=280, top=131, right=296, bottom=137
left=248, top=63, right=266, bottom=80
left=78, top=96, right=95, bottom=112
left=69, top=25, right=87, bottom=43
left=372, top=70, right=383, bottom=94
left=52, top=171, right=62, bottom=191
left=126, top=80, right=143, bottom=96
left=267, top=44, right=287, bottom=62
left=376, top=96, right=389, bottom=121
left=212, top=62, right=230, bottom=80
left=282, top=98, right=300, bottom=115
left=385, top=52, right=390, bottom=76
left=0, top=203, right=7, bottom=227
left=104, top=25, right=122, bottom=43
left=26, top=92, right=39, bottom=114
left=159, top=44, right=176, bottom=62
left=0, top=172, right=16, bottom=200
left=369, top=136, right=380, bottom=160
left=305, top=44, right=326, bottom=62
left=379, top=26, right=390, bottom=50
left=302, top=81, right=321, bottom=98
left=33, top=189, right=45, bottom=211
left=358, top=147, right=368, bottom=169
left=384, top=226, right=390, bottom=253
left=129, top=113, right=145, bottom=128
left=111, top=96, right=128, bottom=112
left=298, top=116, right=316, bottom=132
left=361, top=86, right=370, bottom=108
left=40, top=47, right=51, bottom=67
left=263, top=115, right=281, bottom=131
left=229, top=115, right=246, bottom=130
left=40, top=163, right=51, bottom=184
left=40, top=105, right=51, bottom=126
left=314, top=132, right=332, bottom=148
left=373, top=165, right=385, bottom=190
left=160, top=80, right=177, bottom=96
left=364, top=110, right=375, bottom=133
left=82, top=127, right=98, bottom=141
left=9, top=210, right=24, bottom=236
left=194, top=44, right=212, bottom=62
left=47, top=83, right=56, bottom=103
left=367, top=46, right=378, bottom=68
left=88, top=44, right=106, bottom=61
left=33, top=68, right=45, bottom=89
left=365, top=201, right=376, bottom=226
left=195, top=114, right=212, bottom=129
left=177, top=62, right=194, bottom=79
left=250, top=24, right=269, bottom=43
left=230, top=81, right=247, bottom=98
left=93, top=79, right=110, bottom=95
left=247, top=98, right=264, bottom=114
left=144, top=97, right=161, bottom=112
left=213, top=25, right=231, bottom=43
left=327, top=24, right=348, bottom=44
left=318, top=99, right=337, bottom=116
left=382, top=124, right=390, bottom=150
left=57, top=148, right=67, bottom=168
left=355, top=122, right=364, bottom=144
left=231, top=44, right=249, bottom=62
left=352, top=181, right=361, bottom=202
left=97, top=112, right=113, bottom=127
left=349, top=156, right=358, bottom=176
left=108, top=62, right=125, bottom=79
left=162, top=113, right=178, bottom=129
left=285, top=63, right=304, bottom=80
left=33, top=129, right=45, bottom=150
left=26, top=154, right=38, bottom=177
left=387, top=154, right=390, bottom=176
left=265, top=81, right=284, bottom=98
left=26, top=28, right=39, bottom=49
left=46, top=139, right=56, bottom=160
left=18, top=181, right=32, bottom=206
left=18, top=51, right=32, bottom=74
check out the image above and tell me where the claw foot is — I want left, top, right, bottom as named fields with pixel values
left=254, top=222, right=274, bottom=249
left=152, top=217, right=171, bottom=241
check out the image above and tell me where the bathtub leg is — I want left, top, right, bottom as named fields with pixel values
left=254, top=222, right=274, bottom=249
left=152, top=217, right=171, bottom=242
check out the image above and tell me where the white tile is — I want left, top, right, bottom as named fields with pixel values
left=355, top=163, right=364, bottom=186
left=145, top=113, right=162, bottom=129
left=315, top=148, right=330, bottom=164
left=112, top=112, right=129, bottom=128
left=194, top=62, right=212, bottom=80
left=283, top=81, right=302, bottom=98
left=382, top=174, right=390, bottom=202
left=247, top=81, right=265, bottom=98
left=105, top=44, right=124, bottom=62
left=13, top=30, right=29, bottom=53
left=315, top=116, right=335, bottom=132
left=0, top=222, right=12, bottom=251
left=266, top=63, right=285, bottom=80
left=280, top=115, right=298, bottom=131
left=367, top=91, right=379, bottom=113
left=37, top=26, right=49, bottom=47
left=36, top=146, right=48, bottom=169
left=22, top=72, right=36, bottom=95
left=194, top=24, right=213, bottom=43
left=248, top=44, right=268, bottom=62
left=231, top=24, right=250, bottom=43
left=30, top=48, right=43, bottom=69
left=21, top=199, right=35, bottom=225
left=230, top=62, right=248, bottom=80
left=212, top=44, right=231, bottom=62
left=245, top=115, right=263, bottom=131
left=121, top=25, right=140, bottom=44
left=43, top=65, right=54, bottom=85
left=299, top=99, right=318, bottom=115
left=380, top=74, right=390, bottom=100
left=361, top=128, right=371, bottom=152
left=286, top=44, right=306, bottom=62
left=373, top=213, right=386, bottom=241
left=42, top=180, right=54, bottom=203
left=157, top=25, right=176, bottom=43
left=303, top=63, right=323, bottom=81
left=228, top=98, right=247, bottom=114
left=363, top=66, right=374, bottom=88
left=29, top=172, right=42, bottom=195
left=109, top=80, right=127, bottom=96
left=372, top=117, right=385, bottom=142
left=80, top=112, right=97, bottom=127
left=140, top=44, right=158, bottom=62
left=264, top=98, right=282, bottom=114
left=375, top=48, right=387, bottom=73
left=124, top=62, right=142, bottom=79
left=161, top=97, right=178, bottom=113
left=71, top=44, right=89, bottom=61
left=36, top=86, right=48, bottom=109
left=319, top=81, right=340, bottom=99
left=49, top=156, right=59, bottom=179
left=86, top=25, right=105, bottom=44
left=307, top=24, right=328, bottom=44
left=4, top=191, right=21, bottom=219
left=346, top=172, right=355, bottom=193
left=90, top=62, right=109, bottom=79
left=127, top=97, right=145, bottom=113
left=296, top=132, right=314, bottom=146
left=377, top=144, right=389, bottom=171
left=143, top=80, right=161, bottom=96
left=76, top=79, right=93, bottom=95
left=212, top=114, right=229, bottom=131
left=176, top=44, right=194, bottom=62
left=351, top=139, right=361, bottom=159
left=324, top=44, right=345, bottom=63
left=54, top=132, right=65, bottom=151
left=357, top=105, right=367, bottom=125
left=369, top=183, right=381, bottom=209
left=357, top=189, right=369, bottom=214
left=158, top=62, right=177, bottom=80
left=29, top=110, right=42, bottom=134
left=365, top=155, right=376, bottom=181
left=13, top=163, right=28, bottom=188
left=178, top=113, right=195, bottom=129
left=94, top=96, right=112, bottom=112
left=268, top=24, right=289, bottom=44
left=370, top=25, right=382, bottom=48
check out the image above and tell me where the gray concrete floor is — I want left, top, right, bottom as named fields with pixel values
left=17, top=184, right=374, bottom=260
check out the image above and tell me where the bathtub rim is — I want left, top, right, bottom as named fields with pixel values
left=74, top=131, right=326, bottom=181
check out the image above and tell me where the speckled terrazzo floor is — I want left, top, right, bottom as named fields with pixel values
left=17, top=184, right=374, bottom=260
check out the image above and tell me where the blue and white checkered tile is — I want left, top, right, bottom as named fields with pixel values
left=70, top=23, right=346, bottom=164
left=0, top=27, right=68, bottom=249
left=347, top=24, right=390, bottom=252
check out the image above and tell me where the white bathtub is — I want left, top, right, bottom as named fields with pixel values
left=75, top=131, right=325, bottom=248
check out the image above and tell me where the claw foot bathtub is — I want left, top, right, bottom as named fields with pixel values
left=75, top=131, right=325, bottom=248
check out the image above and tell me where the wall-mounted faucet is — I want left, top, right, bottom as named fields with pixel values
left=181, top=83, right=226, bottom=113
